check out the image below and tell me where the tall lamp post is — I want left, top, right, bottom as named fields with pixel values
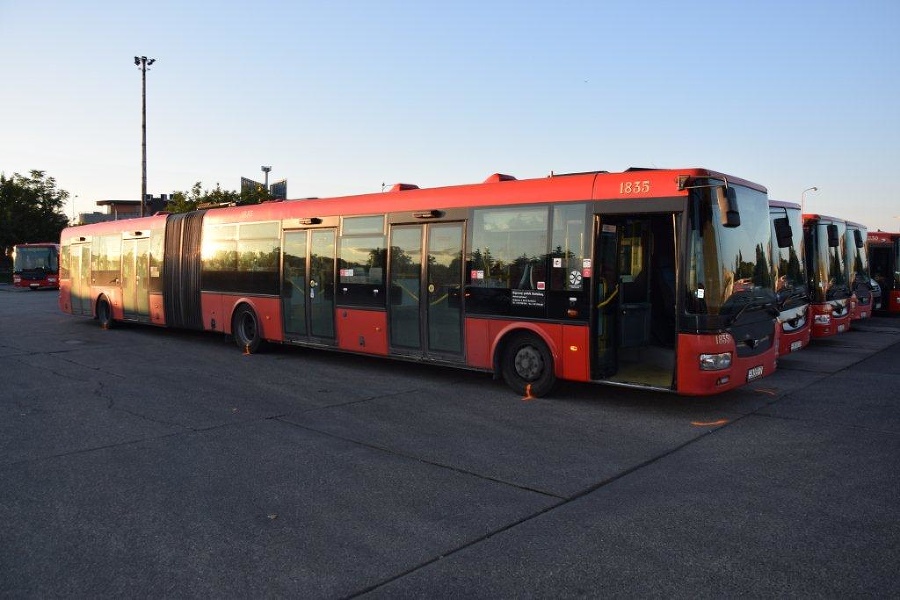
left=135, top=56, right=156, bottom=217
left=801, top=186, right=818, bottom=214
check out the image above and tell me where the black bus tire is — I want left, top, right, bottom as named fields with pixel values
left=96, top=297, right=114, bottom=329
left=501, top=332, right=556, bottom=397
left=232, top=305, right=263, bottom=354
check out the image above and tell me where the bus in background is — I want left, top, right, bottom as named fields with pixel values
left=803, top=213, right=851, bottom=337
left=844, top=221, right=873, bottom=320
left=868, top=231, right=900, bottom=314
left=769, top=201, right=810, bottom=354
left=12, top=243, right=60, bottom=290
left=59, top=167, right=779, bottom=397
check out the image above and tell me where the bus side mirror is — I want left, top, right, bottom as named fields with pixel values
left=827, top=224, right=840, bottom=247
left=773, top=217, right=793, bottom=248
left=716, top=186, right=740, bottom=228
left=854, top=229, right=864, bottom=248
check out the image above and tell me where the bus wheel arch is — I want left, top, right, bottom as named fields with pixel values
left=95, top=295, right=114, bottom=329
left=497, top=329, right=557, bottom=397
left=232, top=302, right=263, bottom=353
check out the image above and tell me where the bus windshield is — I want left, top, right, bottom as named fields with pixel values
left=686, top=184, right=775, bottom=322
left=845, top=227, right=869, bottom=286
left=814, top=221, right=849, bottom=300
left=771, top=206, right=807, bottom=307
left=13, top=246, right=59, bottom=272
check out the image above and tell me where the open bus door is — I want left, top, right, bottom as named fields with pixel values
left=594, top=215, right=677, bottom=389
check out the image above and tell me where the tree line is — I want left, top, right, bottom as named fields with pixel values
left=0, top=171, right=70, bottom=273
left=1, top=169, right=270, bottom=276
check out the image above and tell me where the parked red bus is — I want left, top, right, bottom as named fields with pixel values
left=803, top=213, right=851, bottom=337
left=12, top=243, right=60, bottom=289
left=868, top=231, right=900, bottom=314
left=59, top=167, right=778, bottom=397
left=844, top=221, right=873, bottom=320
left=769, top=201, right=810, bottom=354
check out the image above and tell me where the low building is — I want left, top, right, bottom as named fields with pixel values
left=75, top=195, right=172, bottom=225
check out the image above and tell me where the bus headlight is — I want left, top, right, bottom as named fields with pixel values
left=700, top=352, right=732, bottom=371
left=814, top=314, right=831, bottom=325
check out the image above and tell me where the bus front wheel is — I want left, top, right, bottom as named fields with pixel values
left=501, top=332, right=556, bottom=397
left=232, top=305, right=263, bottom=354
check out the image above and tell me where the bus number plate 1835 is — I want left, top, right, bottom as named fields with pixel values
left=747, top=365, right=764, bottom=382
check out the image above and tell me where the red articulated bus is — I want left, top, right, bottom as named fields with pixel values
left=59, top=167, right=779, bottom=397
left=844, top=221, right=874, bottom=320
left=12, top=243, right=60, bottom=289
left=803, top=213, right=852, bottom=337
left=868, top=231, right=900, bottom=314
left=769, top=201, right=810, bottom=354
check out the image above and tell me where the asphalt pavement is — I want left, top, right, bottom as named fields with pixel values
left=1, top=285, right=898, bottom=598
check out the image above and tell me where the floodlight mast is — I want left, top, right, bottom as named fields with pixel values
left=135, top=56, right=156, bottom=217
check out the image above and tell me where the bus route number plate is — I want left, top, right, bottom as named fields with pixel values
left=747, top=365, right=764, bottom=382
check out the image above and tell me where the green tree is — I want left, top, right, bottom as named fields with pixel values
left=167, top=181, right=269, bottom=214
left=1, top=170, right=71, bottom=259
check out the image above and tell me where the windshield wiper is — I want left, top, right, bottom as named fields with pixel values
left=727, top=295, right=778, bottom=326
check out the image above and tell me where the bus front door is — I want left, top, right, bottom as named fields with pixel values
left=281, top=229, right=336, bottom=343
left=388, top=223, right=464, bottom=360
left=69, top=243, right=91, bottom=316
left=594, top=215, right=676, bottom=389
left=122, top=237, right=150, bottom=321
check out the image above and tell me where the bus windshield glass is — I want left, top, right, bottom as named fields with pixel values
left=772, top=206, right=807, bottom=306
left=845, top=228, right=869, bottom=286
left=814, top=220, right=849, bottom=299
left=686, top=184, right=775, bottom=320
left=13, top=246, right=58, bottom=273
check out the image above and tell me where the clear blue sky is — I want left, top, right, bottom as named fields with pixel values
left=1, top=0, right=898, bottom=232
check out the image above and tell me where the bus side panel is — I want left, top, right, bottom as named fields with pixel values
left=200, top=292, right=226, bottom=332
left=464, top=317, right=492, bottom=369
left=213, top=294, right=284, bottom=342
left=561, top=324, right=591, bottom=382
left=676, top=333, right=777, bottom=396
left=149, top=293, right=166, bottom=325
left=59, top=284, right=72, bottom=314
left=464, top=319, right=588, bottom=381
left=95, top=286, right=124, bottom=320
left=465, top=318, right=580, bottom=381
left=336, top=309, right=388, bottom=355
left=889, top=290, right=900, bottom=314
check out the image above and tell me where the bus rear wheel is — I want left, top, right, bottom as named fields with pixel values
left=233, top=305, right=263, bottom=354
left=501, top=332, right=556, bottom=397
left=96, top=297, right=114, bottom=329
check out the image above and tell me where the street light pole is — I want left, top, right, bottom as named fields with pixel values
left=135, top=56, right=156, bottom=217
left=801, top=186, right=818, bottom=214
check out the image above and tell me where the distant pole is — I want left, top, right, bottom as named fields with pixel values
left=135, top=56, right=156, bottom=217
left=801, top=186, right=818, bottom=214
left=261, top=166, right=272, bottom=191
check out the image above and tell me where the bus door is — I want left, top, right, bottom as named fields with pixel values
left=388, top=222, right=464, bottom=359
left=594, top=215, right=676, bottom=388
left=281, top=229, right=336, bottom=343
left=122, top=236, right=150, bottom=320
left=69, top=242, right=92, bottom=316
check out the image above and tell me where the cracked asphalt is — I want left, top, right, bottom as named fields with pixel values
left=2, top=287, right=899, bottom=598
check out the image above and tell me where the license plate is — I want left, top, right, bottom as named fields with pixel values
left=747, top=365, right=764, bottom=382
left=838, top=324, right=846, bottom=332
left=861, top=312, right=867, bottom=318
left=790, top=340, right=802, bottom=352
